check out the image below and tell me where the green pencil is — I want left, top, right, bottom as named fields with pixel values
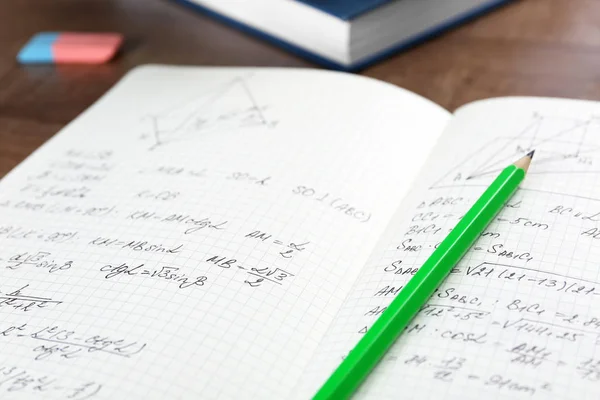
left=313, top=150, right=535, bottom=400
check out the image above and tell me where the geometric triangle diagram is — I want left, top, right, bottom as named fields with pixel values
left=431, top=113, right=600, bottom=199
left=140, top=75, right=278, bottom=151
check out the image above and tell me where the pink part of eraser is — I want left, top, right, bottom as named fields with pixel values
left=52, top=33, right=123, bottom=64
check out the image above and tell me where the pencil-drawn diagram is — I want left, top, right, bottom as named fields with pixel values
left=140, top=76, right=278, bottom=150
left=431, top=113, right=600, bottom=199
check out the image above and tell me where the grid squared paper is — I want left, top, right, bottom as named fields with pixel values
left=0, top=66, right=450, bottom=399
left=297, top=98, right=600, bottom=400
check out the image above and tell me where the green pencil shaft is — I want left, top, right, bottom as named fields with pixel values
left=313, top=164, right=525, bottom=400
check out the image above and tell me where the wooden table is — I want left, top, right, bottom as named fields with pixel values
left=1, top=0, right=598, bottom=177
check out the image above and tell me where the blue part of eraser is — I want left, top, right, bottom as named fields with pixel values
left=17, top=32, right=60, bottom=64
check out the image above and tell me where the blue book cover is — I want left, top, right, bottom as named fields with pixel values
left=174, top=0, right=512, bottom=71
left=296, top=0, right=394, bottom=20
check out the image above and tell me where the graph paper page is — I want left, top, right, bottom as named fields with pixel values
left=0, top=65, right=450, bottom=399
left=299, top=97, right=600, bottom=399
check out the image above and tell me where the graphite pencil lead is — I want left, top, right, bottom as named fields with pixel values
left=526, top=150, right=535, bottom=159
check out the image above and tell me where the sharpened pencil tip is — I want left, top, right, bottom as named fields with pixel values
left=514, top=150, right=535, bottom=173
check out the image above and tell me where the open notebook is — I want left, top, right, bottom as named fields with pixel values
left=1, top=65, right=599, bottom=399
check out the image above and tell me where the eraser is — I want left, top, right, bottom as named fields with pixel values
left=17, top=32, right=123, bottom=64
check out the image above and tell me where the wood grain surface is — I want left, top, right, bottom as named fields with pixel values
left=1, top=0, right=598, bottom=177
